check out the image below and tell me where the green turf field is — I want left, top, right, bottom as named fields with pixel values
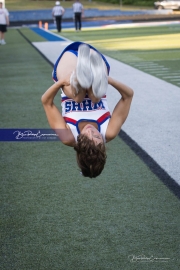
left=55, top=24, right=180, bottom=87
left=0, top=27, right=180, bottom=269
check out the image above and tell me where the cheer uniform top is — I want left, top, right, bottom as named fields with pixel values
left=53, top=41, right=111, bottom=142
left=52, top=41, right=110, bottom=82
left=61, top=92, right=111, bottom=143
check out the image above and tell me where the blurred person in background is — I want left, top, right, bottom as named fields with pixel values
left=0, top=1, right=9, bottom=45
left=72, top=0, right=84, bottom=31
left=52, top=1, right=65, bottom=32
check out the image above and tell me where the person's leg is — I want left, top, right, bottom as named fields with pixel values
left=59, top=16, right=62, bottom=32
left=1, top=26, right=6, bottom=45
left=76, top=13, right=81, bottom=30
left=0, top=25, right=3, bottom=43
left=78, top=14, right=82, bottom=30
left=74, top=13, right=78, bottom=31
left=55, top=17, right=60, bottom=32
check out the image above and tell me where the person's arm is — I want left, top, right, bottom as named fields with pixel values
left=106, top=76, right=134, bottom=142
left=62, top=7, right=65, bottom=16
left=6, top=10, right=9, bottom=25
left=41, top=80, right=75, bottom=146
left=81, top=4, right=84, bottom=17
left=52, top=7, right=55, bottom=18
left=6, top=15, right=9, bottom=25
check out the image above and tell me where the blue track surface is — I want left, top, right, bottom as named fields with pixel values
left=30, top=27, right=66, bottom=41
left=52, top=19, right=133, bottom=29
left=29, top=19, right=133, bottom=30
left=30, top=20, right=133, bottom=41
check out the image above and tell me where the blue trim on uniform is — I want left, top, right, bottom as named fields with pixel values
left=61, top=96, right=71, bottom=102
left=76, top=119, right=101, bottom=135
left=68, top=50, right=78, bottom=57
left=52, top=41, right=110, bottom=82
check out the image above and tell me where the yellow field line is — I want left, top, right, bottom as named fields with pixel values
left=84, top=33, right=180, bottom=50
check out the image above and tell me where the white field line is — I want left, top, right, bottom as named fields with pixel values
left=142, top=68, right=169, bottom=71
left=135, top=65, right=160, bottom=67
left=163, top=75, right=180, bottom=78
left=134, top=63, right=157, bottom=65
left=149, top=71, right=170, bottom=73
left=155, top=72, right=179, bottom=75
left=100, top=20, right=180, bottom=30
left=137, top=67, right=170, bottom=70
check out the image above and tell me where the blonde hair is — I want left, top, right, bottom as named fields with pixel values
left=70, top=44, right=108, bottom=98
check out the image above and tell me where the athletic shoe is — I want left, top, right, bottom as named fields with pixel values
left=1, top=40, right=6, bottom=45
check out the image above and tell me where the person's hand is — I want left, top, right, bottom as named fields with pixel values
left=87, top=87, right=101, bottom=103
left=63, top=79, right=70, bottom=87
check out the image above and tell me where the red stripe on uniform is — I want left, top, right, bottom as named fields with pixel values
left=97, top=112, right=111, bottom=123
left=64, top=117, right=77, bottom=125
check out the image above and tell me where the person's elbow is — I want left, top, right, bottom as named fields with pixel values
left=125, top=88, right=134, bottom=100
left=41, top=94, right=49, bottom=106
left=127, top=86, right=134, bottom=98
left=130, top=88, right=134, bottom=98
left=107, top=134, right=116, bottom=142
left=105, top=131, right=117, bottom=143
left=41, top=94, right=45, bottom=105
